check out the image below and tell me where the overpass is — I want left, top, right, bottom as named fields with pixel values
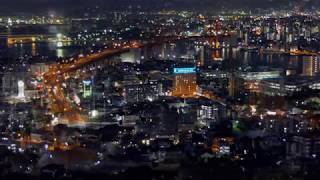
left=43, top=35, right=196, bottom=126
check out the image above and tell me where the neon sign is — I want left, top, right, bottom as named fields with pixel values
left=173, top=67, right=196, bottom=74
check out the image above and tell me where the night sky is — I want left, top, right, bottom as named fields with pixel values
left=0, top=0, right=317, bottom=14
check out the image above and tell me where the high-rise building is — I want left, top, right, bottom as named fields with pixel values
left=302, top=56, right=320, bottom=76
left=287, top=135, right=320, bottom=159
left=124, top=81, right=161, bottom=103
left=197, top=46, right=205, bottom=67
left=172, top=67, right=197, bottom=97
left=197, top=101, right=227, bottom=127
left=17, top=80, right=25, bottom=98
left=0, top=72, right=26, bottom=97
left=83, top=80, right=92, bottom=98
left=228, top=73, right=237, bottom=98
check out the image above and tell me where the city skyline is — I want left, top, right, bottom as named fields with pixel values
left=1, top=1, right=320, bottom=180
left=1, top=0, right=317, bottom=14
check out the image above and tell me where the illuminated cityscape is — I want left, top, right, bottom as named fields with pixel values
left=1, top=0, right=320, bottom=179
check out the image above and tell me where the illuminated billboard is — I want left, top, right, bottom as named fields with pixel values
left=173, top=67, right=196, bottom=74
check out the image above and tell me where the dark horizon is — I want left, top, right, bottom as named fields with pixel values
left=0, top=0, right=318, bottom=15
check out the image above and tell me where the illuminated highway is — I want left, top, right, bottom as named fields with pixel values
left=43, top=44, right=140, bottom=125
left=42, top=35, right=211, bottom=126
left=43, top=37, right=178, bottom=125
left=43, top=33, right=318, bottom=126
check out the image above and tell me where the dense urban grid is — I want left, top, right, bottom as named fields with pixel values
left=2, top=1, right=320, bottom=180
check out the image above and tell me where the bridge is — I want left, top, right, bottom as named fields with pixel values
left=41, top=31, right=259, bottom=125
left=43, top=35, right=197, bottom=126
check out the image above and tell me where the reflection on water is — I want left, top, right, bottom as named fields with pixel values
left=1, top=39, right=319, bottom=77
left=203, top=46, right=320, bottom=77
left=31, top=43, right=36, bottom=56
left=140, top=40, right=320, bottom=77
left=0, top=42, right=82, bottom=59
